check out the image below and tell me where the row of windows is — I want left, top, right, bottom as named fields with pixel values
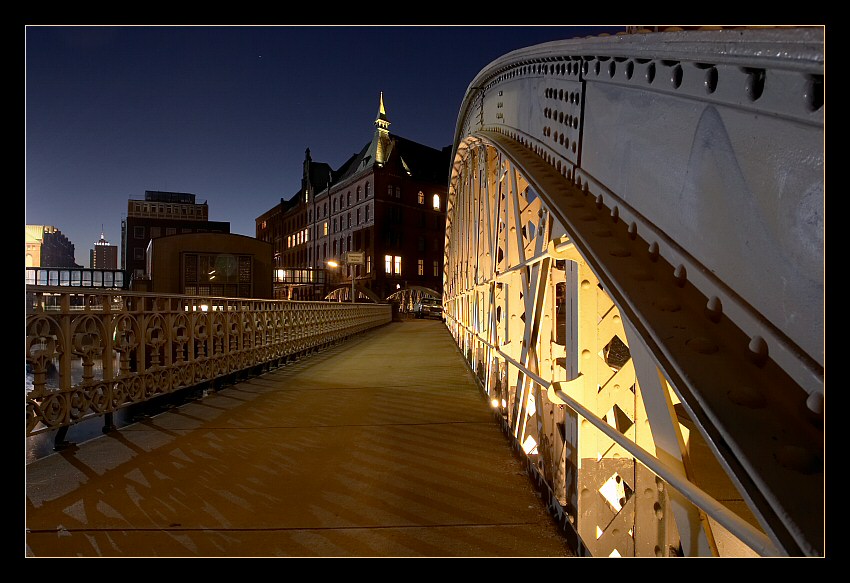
left=324, top=255, right=441, bottom=279
left=383, top=255, right=441, bottom=277
left=131, top=203, right=206, bottom=218
left=133, top=225, right=218, bottom=239
left=310, top=188, right=442, bottom=222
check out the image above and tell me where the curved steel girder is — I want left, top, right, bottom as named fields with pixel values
left=452, top=27, right=824, bottom=401
left=457, top=129, right=822, bottom=556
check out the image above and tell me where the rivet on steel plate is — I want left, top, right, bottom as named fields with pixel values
left=806, top=391, right=824, bottom=416
left=748, top=335, right=769, bottom=367
left=648, top=242, right=660, bottom=262
left=673, top=264, right=687, bottom=287
left=705, top=296, right=723, bottom=323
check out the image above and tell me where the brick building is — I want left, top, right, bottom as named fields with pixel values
left=256, top=93, right=451, bottom=301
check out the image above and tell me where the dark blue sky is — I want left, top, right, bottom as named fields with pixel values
left=25, top=25, right=623, bottom=266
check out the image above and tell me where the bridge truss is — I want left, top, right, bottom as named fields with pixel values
left=443, top=27, right=824, bottom=557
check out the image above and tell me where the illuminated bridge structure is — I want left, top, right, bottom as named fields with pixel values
left=442, top=27, right=824, bottom=558
left=25, top=27, right=823, bottom=559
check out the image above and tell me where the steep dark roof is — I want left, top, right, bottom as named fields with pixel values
left=333, top=134, right=450, bottom=185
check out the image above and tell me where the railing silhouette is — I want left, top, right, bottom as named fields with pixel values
left=25, top=266, right=128, bottom=289
left=25, top=286, right=391, bottom=447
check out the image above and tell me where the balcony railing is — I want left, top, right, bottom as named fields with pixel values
left=25, top=287, right=392, bottom=442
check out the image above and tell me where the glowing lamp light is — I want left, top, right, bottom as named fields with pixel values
left=327, top=260, right=339, bottom=268
left=490, top=398, right=499, bottom=408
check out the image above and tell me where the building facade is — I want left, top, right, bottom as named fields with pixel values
left=256, top=94, right=451, bottom=301
left=145, top=232, right=273, bottom=299
left=90, top=231, right=118, bottom=269
left=121, top=190, right=230, bottom=283
left=25, top=225, right=78, bottom=268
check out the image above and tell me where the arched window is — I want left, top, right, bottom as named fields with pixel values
left=365, top=182, right=370, bottom=197
left=347, top=192, right=352, bottom=206
left=418, top=191, right=424, bottom=204
left=356, top=186, right=361, bottom=201
left=432, top=194, right=441, bottom=210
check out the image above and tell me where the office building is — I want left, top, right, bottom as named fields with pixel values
left=121, top=190, right=230, bottom=283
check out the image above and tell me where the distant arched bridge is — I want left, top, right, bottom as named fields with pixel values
left=442, top=27, right=824, bottom=557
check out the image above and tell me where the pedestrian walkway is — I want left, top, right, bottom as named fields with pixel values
left=25, top=319, right=573, bottom=558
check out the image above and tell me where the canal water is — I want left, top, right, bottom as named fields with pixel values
left=25, top=357, right=205, bottom=464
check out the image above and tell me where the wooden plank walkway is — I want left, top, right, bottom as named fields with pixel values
left=25, top=319, right=573, bottom=558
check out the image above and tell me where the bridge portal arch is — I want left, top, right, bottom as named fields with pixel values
left=323, top=284, right=382, bottom=303
left=386, top=285, right=441, bottom=312
left=443, top=27, right=823, bottom=558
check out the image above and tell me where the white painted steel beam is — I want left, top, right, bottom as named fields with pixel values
left=445, top=27, right=823, bottom=557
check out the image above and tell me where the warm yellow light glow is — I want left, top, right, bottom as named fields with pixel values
left=327, top=260, right=339, bottom=268
left=521, top=435, right=537, bottom=454
left=501, top=399, right=506, bottom=408
left=490, top=398, right=499, bottom=408
left=200, top=304, right=209, bottom=312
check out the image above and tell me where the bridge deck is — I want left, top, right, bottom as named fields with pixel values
left=25, top=319, right=572, bottom=558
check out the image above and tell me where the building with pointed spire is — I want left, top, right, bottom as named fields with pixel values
left=90, top=229, right=119, bottom=269
left=256, top=93, right=451, bottom=301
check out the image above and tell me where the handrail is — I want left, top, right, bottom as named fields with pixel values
left=25, top=286, right=391, bottom=441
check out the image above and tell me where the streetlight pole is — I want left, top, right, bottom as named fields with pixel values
left=327, top=258, right=355, bottom=303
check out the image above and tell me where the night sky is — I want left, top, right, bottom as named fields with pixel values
left=25, top=25, right=623, bottom=266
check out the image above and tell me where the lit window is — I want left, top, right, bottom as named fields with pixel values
left=323, top=222, right=328, bottom=236
left=418, top=259, right=424, bottom=276
left=367, top=255, right=371, bottom=273
left=385, top=255, right=392, bottom=273
left=418, top=191, right=424, bottom=204
left=394, top=255, right=401, bottom=275
left=432, top=194, right=441, bottom=210
left=433, top=260, right=440, bottom=277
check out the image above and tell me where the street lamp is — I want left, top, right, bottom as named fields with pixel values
left=327, top=259, right=355, bottom=303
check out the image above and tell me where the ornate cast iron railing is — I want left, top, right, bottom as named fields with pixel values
left=444, top=28, right=823, bottom=557
left=26, top=286, right=391, bottom=441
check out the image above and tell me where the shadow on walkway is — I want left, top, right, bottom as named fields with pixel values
left=25, top=320, right=572, bottom=558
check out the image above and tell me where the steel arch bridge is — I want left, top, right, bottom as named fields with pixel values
left=442, top=27, right=824, bottom=558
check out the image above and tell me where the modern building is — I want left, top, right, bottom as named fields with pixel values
left=144, top=232, right=273, bottom=299
left=25, top=225, right=79, bottom=268
left=256, top=93, right=451, bottom=302
left=90, top=231, right=118, bottom=269
left=121, top=190, right=230, bottom=284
